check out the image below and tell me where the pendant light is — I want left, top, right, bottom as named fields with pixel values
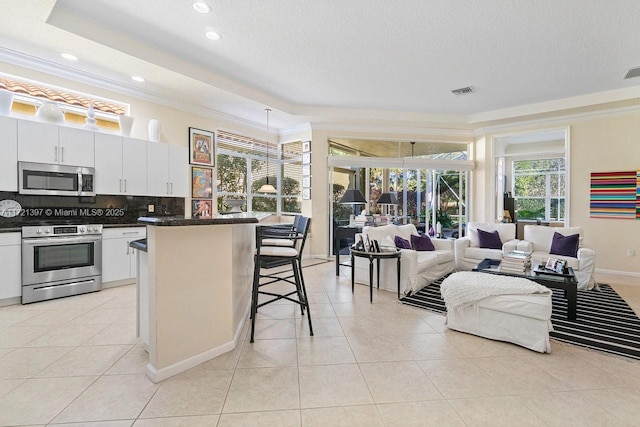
left=258, top=108, right=277, bottom=193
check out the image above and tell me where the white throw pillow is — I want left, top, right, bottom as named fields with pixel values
left=380, top=235, right=396, bottom=250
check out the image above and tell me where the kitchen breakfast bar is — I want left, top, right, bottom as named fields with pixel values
left=135, top=214, right=269, bottom=383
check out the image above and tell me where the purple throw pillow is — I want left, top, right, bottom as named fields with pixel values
left=394, top=235, right=412, bottom=249
left=477, top=229, right=503, bottom=249
left=411, top=233, right=435, bottom=251
left=549, top=232, right=579, bottom=257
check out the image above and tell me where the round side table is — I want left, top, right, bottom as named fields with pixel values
left=350, top=248, right=402, bottom=302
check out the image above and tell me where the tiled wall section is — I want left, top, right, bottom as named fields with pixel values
left=0, top=192, right=184, bottom=228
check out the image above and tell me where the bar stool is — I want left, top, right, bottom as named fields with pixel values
left=260, top=214, right=302, bottom=248
left=250, top=216, right=313, bottom=342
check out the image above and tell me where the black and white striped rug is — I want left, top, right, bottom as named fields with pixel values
left=401, top=277, right=640, bottom=360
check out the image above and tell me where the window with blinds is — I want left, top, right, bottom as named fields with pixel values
left=216, top=130, right=302, bottom=213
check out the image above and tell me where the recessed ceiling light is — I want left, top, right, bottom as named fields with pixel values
left=131, top=76, right=145, bottom=82
left=205, top=30, right=221, bottom=40
left=192, top=1, right=211, bottom=13
left=60, top=53, right=77, bottom=61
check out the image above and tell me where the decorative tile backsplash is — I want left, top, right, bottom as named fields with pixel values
left=0, top=192, right=185, bottom=228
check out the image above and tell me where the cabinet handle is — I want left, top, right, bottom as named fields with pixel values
left=61, top=146, right=64, bottom=162
left=126, top=240, right=129, bottom=254
left=170, top=182, right=173, bottom=194
left=166, top=182, right=169, bottom=194
left=124, top=179, right=127, bottom=192
left=119, top=178, right=122, bottom=193
left=54, top=146, right=58, bottom=162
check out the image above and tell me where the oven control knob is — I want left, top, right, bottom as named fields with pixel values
left=44, top=228, right=51, bottom=234
left=36, top=228, right=42, bottom=234
left=79, top=226, right=86, bottom=233
left=87, top=226, right=93, bottom=232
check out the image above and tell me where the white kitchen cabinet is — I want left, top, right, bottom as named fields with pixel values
left=0, top=233, right=22, bottom=302
left=102, top=227, right=146, bottom=284
left=17, top=120, right=94, bottom=167
left=147, top=141, right=188, bottom=197
left=95, top=133, right=147, bottom=195
left=123, top=138, right=148, bottom=195
left=169, top=145, right=188, bottom=197
left=58, top=126, right=95, bottom=167
left=0, top=116, right=18, bottom=191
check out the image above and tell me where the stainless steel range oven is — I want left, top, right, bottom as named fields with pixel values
left=21, top=224, right=103, bottom=304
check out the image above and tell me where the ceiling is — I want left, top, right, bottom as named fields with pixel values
left=1, top=0, right=640, bottom=131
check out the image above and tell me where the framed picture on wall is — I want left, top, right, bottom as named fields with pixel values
left=189, top=127, right=215, bottom=166
left=192, top=167, right=213, bottom=198
left=302, top=176, right=311, bottom=188
left=302, top=152, right=311, bottom=164
left=302, top=141, right=311, bottom=152
left=302, top=188, right=311, bottom=200
left=302, top=164, right=310, bottom=176
left=192, top=199, right=212, bottom=219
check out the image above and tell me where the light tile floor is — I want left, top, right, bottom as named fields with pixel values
left=0, top=263, right=639, bottom=426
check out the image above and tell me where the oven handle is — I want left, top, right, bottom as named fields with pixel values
left=22, top=235, right=102, bottom=246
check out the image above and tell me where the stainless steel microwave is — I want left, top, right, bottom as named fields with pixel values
left=18, top=161, right=96, bottom=197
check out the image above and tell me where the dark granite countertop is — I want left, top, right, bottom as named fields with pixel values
left=103, top=223, right=146, bottom=228
left=129, top=238, right=147, bottom=252
left=0, top=227, right=20, bottom=233
left=137, top=213, right=269, bottom=226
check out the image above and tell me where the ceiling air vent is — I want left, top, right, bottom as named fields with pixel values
left=451, top=86, right=474, bottom=96
left=624, top=67, right=640, bottom=80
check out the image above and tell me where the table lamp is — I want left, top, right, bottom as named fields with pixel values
left=339, top=189, right=367, bottom=224
left=376, top=192, right=398, bottom=221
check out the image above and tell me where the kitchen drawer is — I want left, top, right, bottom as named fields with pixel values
left=0, top=233, right=21, bottom=246
left=103, top=227, right=146, bottom=240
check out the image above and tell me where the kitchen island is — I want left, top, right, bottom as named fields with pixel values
left=136, top=213, right=269, bottom=383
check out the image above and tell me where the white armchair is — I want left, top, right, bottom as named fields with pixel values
left=454, top=222, right=518, bottom=270
left=353, top=224, right=454, bottom=295
left=518, top=225, right=596, bottom=290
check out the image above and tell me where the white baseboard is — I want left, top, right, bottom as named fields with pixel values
left=595, top=268, right=640, bottom=278
left=145, top=340, right=235, bottom=383
left=145, top=299, right=252, bottom=384
left=0, top=296, right=20, bottom=307
left=102, top=278, right=135, bottom=289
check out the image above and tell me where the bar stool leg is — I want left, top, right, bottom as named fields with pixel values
left=292, top=259, right=305, bottom=316
left=250, top=254, right=261, bottom=343
left=294, top=260, right=313, bottom=336
left=297, top=258, right=310, bottom=316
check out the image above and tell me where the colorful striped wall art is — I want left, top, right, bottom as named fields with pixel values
left=590, top=171, right=639, bottom=219
left=637, top=170, right=640, bottom=219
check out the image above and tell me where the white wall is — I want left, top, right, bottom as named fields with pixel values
left=475, top=109, right=640, bottom=275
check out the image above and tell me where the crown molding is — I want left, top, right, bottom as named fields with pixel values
left=309, top=122, right=475, bottom=140
left=279, top=122, right=312, bottom=137
left=474, top=103, right=640, bottom=137
left=468, top=86, right=640, bottom=124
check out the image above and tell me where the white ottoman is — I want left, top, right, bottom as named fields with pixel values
left=441, top=272, right=553, bottom=353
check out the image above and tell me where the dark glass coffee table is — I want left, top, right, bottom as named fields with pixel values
left=474, top=258, right=578, bottom=320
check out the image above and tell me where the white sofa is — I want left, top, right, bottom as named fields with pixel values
left=353, top=224, right=454, bottom=295
left=454, top=222, right=518, bottom=270
left=518, top=225, right=596, bottom=291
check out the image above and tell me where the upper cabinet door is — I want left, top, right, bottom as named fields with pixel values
left=122, top=137, right=147, bottom=196
left=17, top=120, right=59, bottom=164
left=58, top=127, right=95, bottom=167
left=95, top=133, right=124, bottom=195
left=147, top=141, right=170, bottom=196
left=169, top=145, right=188, bottom=197
left=0, top=117, right=18, bottom=192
